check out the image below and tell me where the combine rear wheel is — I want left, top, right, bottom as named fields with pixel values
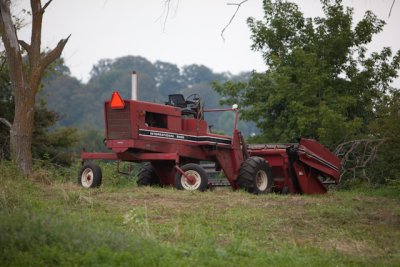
left=78, top=162, right=102, bottom=188
left=237, top=156, right=272, bottom=194
left=175, top=163, right=208, bottom=191
left=137, top=162, right=161, bottom=186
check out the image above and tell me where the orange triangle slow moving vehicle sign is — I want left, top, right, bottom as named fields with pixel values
left=110, top=91, right=125, bottom=109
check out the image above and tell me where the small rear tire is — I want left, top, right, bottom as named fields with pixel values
left=137, top=162, right=161, bottom=187
left=237, top=156, right=272, bottom=194
left=175, top=163, right=208, bottom=191
left=78, top=162, right=102, bottom=188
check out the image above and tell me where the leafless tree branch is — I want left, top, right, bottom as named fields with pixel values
left=156, top=0, right=179, bottom=32
left=0, top=118, right=12, bottom=129
left=157, top=0, right=249, bottom=38
left=42, top=0, right=53, bottom=12
left=18, top=39, right=31, bottom=53
left=221, top=0, right=249, bottom=42
left=0, top=55, right=7, bottom=71
left=162, top=0, right=171, bottom=32
left=389, top=0, right=396, bottom=18
left=334, top=139, right=386, bottom=183
left=40, top=34, right=70, bottom=70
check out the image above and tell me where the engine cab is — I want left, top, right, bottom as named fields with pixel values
left=104, top=92, right=229, bottom=152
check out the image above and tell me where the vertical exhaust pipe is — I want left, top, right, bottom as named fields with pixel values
left=131, top=71, right=138, bottom=100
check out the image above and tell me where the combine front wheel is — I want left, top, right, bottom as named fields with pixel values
left=78, top=162, right=102, bottom=188
left=175, top=163, right=208, bottom=191
left=137, top=162, right=161, bottom=187
left=237, top=156, right=272, bottom=194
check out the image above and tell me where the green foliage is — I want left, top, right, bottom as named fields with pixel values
left=0, top=65, right=13, bottom=159
left=32, top=101, right=79, bottom=165
left=1, top=161, right=400, bottom=266
left=214, top=0, right=400, bottom=149
left=367, top=90, right=400, bottom=182
left=0, top=210, right=178, bottom=266
left=77, top=128, right=107, bottom=153
left=340, top=178, right=400, bottom=198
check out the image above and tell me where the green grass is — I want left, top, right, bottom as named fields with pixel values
left=1, top=161, right=399, bottom=266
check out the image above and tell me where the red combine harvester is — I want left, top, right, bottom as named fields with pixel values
left=79, top=90, right=340, bottom=194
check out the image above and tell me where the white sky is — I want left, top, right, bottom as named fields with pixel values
left=15, top=0, right=400, bottom=86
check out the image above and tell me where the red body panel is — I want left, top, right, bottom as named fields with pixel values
left=248, top=146, right=294, bottom=193
left=297, top=138, right=340, bottom=182
left=248, top=141, right=340, bottom=193
left=98, top=99, right=242, bottom=185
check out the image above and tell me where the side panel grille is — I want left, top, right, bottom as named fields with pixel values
left=106, top=102, right=131, bottom=140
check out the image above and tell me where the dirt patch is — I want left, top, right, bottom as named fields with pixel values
left=323, top=238, right=380, bottom=257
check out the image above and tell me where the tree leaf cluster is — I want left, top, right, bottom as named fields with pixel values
left=214, top=0, right=400, bottom=148
left=367, top=90, right=400, bottom=183
left=213, top=0, right=400, bottom=183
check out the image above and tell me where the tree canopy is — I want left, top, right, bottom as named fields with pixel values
left=214, top=0, right=400, bottom=149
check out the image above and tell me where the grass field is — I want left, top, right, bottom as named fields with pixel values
left=1, top=161, right=399, bottom=266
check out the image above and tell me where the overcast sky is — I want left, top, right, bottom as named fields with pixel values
left=15, top=0, right=400, bottom=85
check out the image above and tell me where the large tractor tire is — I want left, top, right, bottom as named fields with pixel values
left=137, top=162, right=161, bottom=187
left=237, top=156, right=272, bottom=194
left=175, top=163, right=208, bottom=191
left=78, top=162, right=102, bottom=188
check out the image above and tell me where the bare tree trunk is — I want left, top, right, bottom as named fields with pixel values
left=0, top=0, right=69, bottom=175
left=1, top=0, right=29, bottom=174
left=10, top=87, right=36, bottom=174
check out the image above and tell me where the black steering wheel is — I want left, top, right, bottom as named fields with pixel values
left=186, top=94, right=200, bottom=104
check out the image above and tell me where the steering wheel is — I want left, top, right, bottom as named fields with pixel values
left=185, top=93, right=204, bottom=119
left=186, top=94, right=200, bottom=104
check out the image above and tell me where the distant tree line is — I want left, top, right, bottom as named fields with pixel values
left=39, top=55, right=255, bottom=135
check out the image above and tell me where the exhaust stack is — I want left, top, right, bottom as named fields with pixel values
left=131, top=71, right=138, bottom=100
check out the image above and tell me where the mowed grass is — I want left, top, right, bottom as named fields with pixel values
left=1, top=161, right=399, bottom=266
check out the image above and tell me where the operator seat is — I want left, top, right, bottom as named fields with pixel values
left=167, top=94, right=197, bottom=117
